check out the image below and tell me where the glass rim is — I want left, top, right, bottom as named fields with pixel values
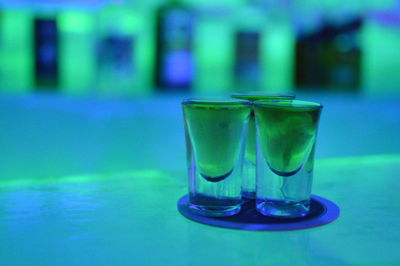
left=182, top=97, right=251, bottom=107
left=253, top=99, right=323, bottom=110
left=231, top=92, right=295, bottom=100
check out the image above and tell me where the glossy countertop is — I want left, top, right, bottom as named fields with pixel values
left=0, top=93, right=399, bottom=265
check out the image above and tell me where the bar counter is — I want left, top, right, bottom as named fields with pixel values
left=0, top=93, right=399, bottom=265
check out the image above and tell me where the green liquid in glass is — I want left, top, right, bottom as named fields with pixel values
left=232, top=94, right=295, bottom=166
left=183, top=100, right=250, bottom=181
left=254, top=101, right=321, bottom=176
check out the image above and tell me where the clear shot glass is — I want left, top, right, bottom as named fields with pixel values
left=231, top=93, right=295, bottom=199
left=253, top=100, right=323, bottom=218
left=182, top=98, right=251, bottom=217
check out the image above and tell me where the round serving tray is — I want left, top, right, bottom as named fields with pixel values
left=177, top=194, right=340, bottom=231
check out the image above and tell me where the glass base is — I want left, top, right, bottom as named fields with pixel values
left=188, top=203, right=241, bottom=217
left=242, top=191, right=256, bottom=199
left=256, top=199, right=310, bottom=218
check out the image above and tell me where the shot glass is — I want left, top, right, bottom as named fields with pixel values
left=253, top=100, right=323, bottom=218
left=182, top=98, right=251, bottom=217
left=231, top=93, right=295, bottom=199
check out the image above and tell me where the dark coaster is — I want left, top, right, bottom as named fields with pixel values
left=177, top=194, right=340, bottom=231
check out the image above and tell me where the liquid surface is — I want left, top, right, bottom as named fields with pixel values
left=232, top=93, right=295, bottom=102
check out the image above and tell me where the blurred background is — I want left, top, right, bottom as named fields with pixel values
left=0, top=0, right=400, bottom=181
left=1, top=2, right=400, bottom=264
left=0, top=0, right=399, bottom=96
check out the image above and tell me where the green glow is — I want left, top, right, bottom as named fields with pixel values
left=0, top=174, right=99, bottom=188
left=134, top=7, right=154, bottom=94
left=0, top=10, right=32, bottom=92
left=262, top=20, right=294, bottom=93
left=59, top=12, right=96, bottom=94
left=0, top=169, right=168, bottom=188
left=194, top=19, right=233, bottom=93
left=58, top=12, right=93, bottom=33
left=361, top=19, right=400, bottom=94
left=97, top=4, right=141, bottom=35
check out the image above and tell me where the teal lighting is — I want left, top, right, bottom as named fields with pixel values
left=317, top=154, right=400, bottom=168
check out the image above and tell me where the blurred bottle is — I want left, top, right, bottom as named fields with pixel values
left=34, top=16, right=59, bottom=90
left=295, top=18, right=362, bottom=92
left=155, top=0, right=194, bottom=91
left=233, top=4, right=264, bottom=92
left=234, top=31, right=260, bottom=91
left=330, top=19, right=362, bottom=91
left=97, top=29, right=135, bottom=94
left=96, top=2, right=138, bottom=95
